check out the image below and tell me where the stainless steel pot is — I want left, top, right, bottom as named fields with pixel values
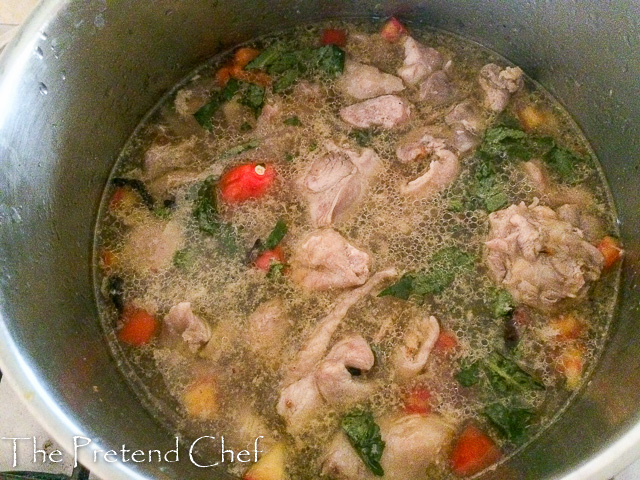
left=0, top=1, right=639, bottom=479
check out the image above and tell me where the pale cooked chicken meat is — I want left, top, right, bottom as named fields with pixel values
left=485, top=200, right=604, bottom=311
left=397, top=37, right=444, bottom=85
left=290, top=228, right=372, bottom=291
left=337, top=60, right=405, bottom=100
left=479, top=63, right=524, bottom=112
left=162, top=302, right=211, bottom=352
left=340, top=95, right=412, bottom=129
left=301, top=141, right=381, bottom=227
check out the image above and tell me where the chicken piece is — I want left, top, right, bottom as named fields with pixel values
left=122, top=220, right=184, bottom=274
left=337, top=60, right=405, bottom=100
left=419, top=70, right=457, bottom=106
left=395, top=126, right=452, bottom=163
left=315, top=335, right=376, bottom=406
left=392, top=315, right=440, bottom=381
left=284, top=268, right=398, bottom=384
left=301, top=141, right=381, bottom=227
left=322, top=413, right=454, bottom=480
left=162, top=302, right=211, bottom=352
left=321, top=432, right=376, bottom=480
left=246, top=299, right=291, bottom=366
left=290, top=229, right=371, bottom=291
left=485, top=200, right=604, bottom=311
left=276, top=374, right=325, bottom=435
left=556, top=204, right=605, bottom=245
left=522, top=160, right=597, bottom=210
left=445, top=101, right=483, bottom=133
left=401, top=148, right=460, bottom=198
left=228, top=406, right=275, bottom=451
left=397, top=37, right=444, bottom=85
left=340, top=95, right=412, bottom=130
left=479, top=63, right=524, bottom=113
left=378, top=413, right=455, bottom=480
left=451, top=128, right=480, bottom=154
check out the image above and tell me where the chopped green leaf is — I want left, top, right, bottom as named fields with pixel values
left=544, top=146, right=583, bottom=182
left=313, top=44, right=346, bottom=76
left=193, top=79, right=240, bottom=131
left=479, top=126, right=531, bottom=160
left=448, top=198, right=465, bottom=212
left=173, top=248, right=195, bottom=270
left=220, top=139, right=259, bottom=159
left=284, top=152, right=295, bottom=162
left=412, top=270, right=455, bottom=295
left=456, top=361, right=481, bottom=387
left=267, top=262, right=286, bottom=279
left=273, top=68, right=301, bottom=93
left=192, top=176, right=240, bottom=255
left=493, top=290, right=515, bottom=317
left=430, top=246, right=475, bottom=269
left=245, top=44, right=283, bottom=70
left=378, top=273, right=414, bottom=300
left=283, top=116, right=302, bottom=127
left=264, top=219, right=288, bottom=250
left=484, top=352, right=545, bottom=395
left=153, top=205, right=172, bottom=219
left=484, top=403, right=535, bottom=444
left=484, top=190, right=509, bottom=212
left=342, top=410, right=385, bottom=477
left=309, top=141, right=318, bottom=151
left=238, top=83, right=265, bottom=116
left=240, top=121, right=253, bottom=132
left=349, top=129, right=374, bottom=147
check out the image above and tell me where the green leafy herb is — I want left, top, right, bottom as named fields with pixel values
left=484, top=403, right=535, bottom=444
left=484, top=352, right=545, bottom=395
left=341, top=410, right=385, bottom=477
left=192, top=176, right=239, bottom=254
left=479, top=126, right=531, bottom=160
left=245, top=44, right=284, bottom=70
left=283, top=116, right=302, bottom=127
left=493, top=289, right=515, bottom=317
left=220, top=139, right=259, bottom=159
left=313, top=44, right=346, bottom=76
left=349, top=129, right=374, bottom=147
left=309, top=141, right=318, bottom=151
left=173, top=248, right=195, bottom=270
left=193, top=79, right=240, bottom=131
left=378, top=247, right=474, bottom=300
left=264, top=219, right=288, bottom=250
left=111, top=177, right=154, bottom=210
left=240, top=121, right=253, bottom=132
left=378, top=273, right=414, bottom=300
left=267, top=262, right=286, bottom=279
left=284, top=152, right=295, bottom=162
left=455, top=361, right=481, bottom=387
left=153, top=206, right=172, bottom=219
left=238, top=83, right=265, bottom=116
left=544, top=146, right=583, bottom=182
left=273, top=69, right=302, bottom=92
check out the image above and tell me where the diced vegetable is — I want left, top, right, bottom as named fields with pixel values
left=597, top=236, right=623, bottom=269
left=403, top=386, right=432, bottom=415
left=183, top=378, right=219, bottom=421
left=219, top=163, right=276, bottom=203
left=255, top=246, right=285, bottom=271
left=483, top=403, right=535, bottom=444
left=321, top=28, right=347, bottom=47
left=450, top=424, right=501, bottom=477
left=100, top=249, right=117, bottom=272
left=341, top=410, right=385, bottom=476
left=117, top=307, right=158, bottom=346
left=548, top=314, right=584, bottom=341
left=557, top=344, right=585, bottom=390
left=111, top=177, right=155, bottom=210
left=484, top=352, right=545, bottom=395
left=517, top=105, right=555, bottom=131
left=434, top=330, right=459, bottom=353
left=243, top=442, right=286, bottom=480
left=380, top=17, right=407, bottom=42
left=234, top=47, right=261, bottom=68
